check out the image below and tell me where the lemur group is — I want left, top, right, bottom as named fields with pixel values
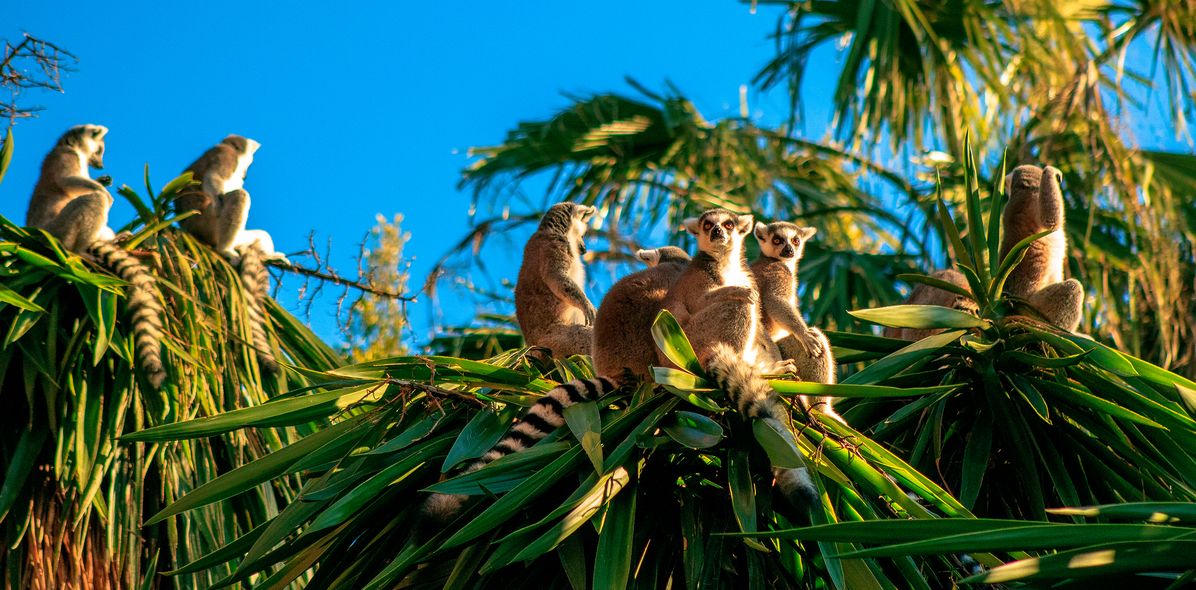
left=424, top=164, right=1084, bottom=521
left=23, top=125, right=288, bottom=388
left=23, top=124, right=1083, bottom=524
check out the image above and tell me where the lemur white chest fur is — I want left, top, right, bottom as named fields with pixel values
left=222, top=153, right=253, bottom=194
left=718, top=257, right=754, bottom=289
left=1040, top=229, right=1066, bottom=286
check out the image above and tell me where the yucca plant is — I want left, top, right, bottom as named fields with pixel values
left=745, top=500, right=1196, bottom=587
left=833, top=139, right=1196, bottom=523
left=0, top=130, right=341, bottom=588
left=127, top=303, right=1023, bottom=589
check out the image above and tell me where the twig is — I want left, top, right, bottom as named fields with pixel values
left=269, top=259, right=420, bottom=302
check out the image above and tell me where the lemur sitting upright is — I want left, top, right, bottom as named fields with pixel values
left=514, top=202, right=598, bottom=359
left=751, top=221, right=838, bottom=418
left=179, top=135, right=286, bottom=374
left=27, top=125, right=167, bottom=388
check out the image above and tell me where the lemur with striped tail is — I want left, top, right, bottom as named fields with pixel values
left=751, top=221, right=838, bottom=418
left=27, top=125, right=167, bottom=388
left=179, top=135, right=286, bottom=374
left=421, top=242, right=691, bottom=522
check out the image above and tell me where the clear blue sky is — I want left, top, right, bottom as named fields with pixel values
left=4, top=2, right=1188, bottom=348
left=3, top=1, right=805, bottom=345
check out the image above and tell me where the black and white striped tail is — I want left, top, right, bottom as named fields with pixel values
left=707, top=343, right=818, bottom=509
left=89, top=241, right=166, bottom=389
left=421, top=376, right=618, bottom=522
left=238, top=244, right=279, bottom=376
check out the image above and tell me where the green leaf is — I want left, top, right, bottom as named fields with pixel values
left=989, top=229, right=1053, bottom=300
left=966, top=540, right=1196, bottom=583
left=0, top=282, right=45, bottom=313
left=124, top=384, right=383, bottom=441
left=848, top=304, right=986, bottom=330
left=1047, top=502, right=1196, bottom=524
left=425, top=442, right=571, bottom=495
left=564, top=400, right=604, bottom=473
left=769, top=380, right=957, bottom=399
left=894, top=273, right=973, bottom=300
left=592, top=479, right=636, bottom=590
left=959, top=411, right=992, bottom=510
left=842, top=330, right=965, bottom=385
left=728, top=449, right=769, bottom=553
left=442, top=406, right=515, bottom=472
left=499, top=465, right=632, bottom=568
left=144, top=416, right=366, bottom=525
left=0, top=428, right=47, bottom=522
left=752, top=419, right=804, bottom=469
left=661, top=410, right=724, bottom=449
left=651, top=310, right=702, bottom=374
left=0, top=127, right=12, bottom=186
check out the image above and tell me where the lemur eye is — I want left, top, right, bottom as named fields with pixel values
left=722, top=221, right=734, bottom=230
left=791, top=237, right=800, bottom=245
left=772, top=237, right=782, bottom=245
left=702, top=221, right=713, bottom=231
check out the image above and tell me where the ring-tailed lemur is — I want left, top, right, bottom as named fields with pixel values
left=514, top=202, right=598, bottom=358
left=179, top=135, right=286, bottom=374
left=751, top=221, right=837, bottom=418
left=422, top=246, right=692, bottom=522
left=662, top=209, right=817, bottom=506
left=1000, top=164, right=1083, bottom=331
left=27, top=125, right=166, bottom=388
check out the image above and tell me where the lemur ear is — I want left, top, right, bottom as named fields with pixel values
left=753, top=222, right=768, bottom=241
left=635, top=249, right=661, bottom=266
left=798, top=227, right=817, bottom=240
left=736, top=215, right=755, bottom=233
left=682, top=218, right=701, bottom=235
left=91, top=126, right=108, bottom=139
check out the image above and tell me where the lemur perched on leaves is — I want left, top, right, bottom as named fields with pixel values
left=663, top=209, right=818, bottom=507
left=1000, top=164, right=1083, bottom=331
left=592, top=246, right=691, bottom=379
left=423, top=204, right=621, bottom=521
left=179, top=135, right=286, bottom=375
left=514, top=202, right=598, bottom=359
left=27, top=125, right=167, bottom=388
left=751, top=221, right=838, bottom=418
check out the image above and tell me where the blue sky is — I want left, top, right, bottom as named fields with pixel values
left=3, top=1, right=806, bottom=345
left=4, top=2, right=1189, bottom=348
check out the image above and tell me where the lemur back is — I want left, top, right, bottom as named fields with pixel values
left=592, top=246, right=691, bottom=379
left=178, top=135, right=278, bottom=260
left=999, top=164, right=1082, bottom=331
left=514, top=202, right=598, bottom=358
left=27, top=125, right=115, bottom=251
left=27, top=125, right=167, bottom=388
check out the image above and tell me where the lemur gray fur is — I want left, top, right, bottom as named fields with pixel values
left=514, top=202, right=598, bottom=358
left=1000, top=164, right=1083, bottom=331
left=27, top=125, right=166, bottom=388
left=179, top=135, right=285, bottom=374
left=751, top=221, right=837, bottom=418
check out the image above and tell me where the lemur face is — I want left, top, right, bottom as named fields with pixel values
left=76, top=124, right=108, bottom=169
left=636, top=245, right=690, bottom=267
left=684, top=209, right=754, bottom=254
left=754, top=221, right=816, bottom=261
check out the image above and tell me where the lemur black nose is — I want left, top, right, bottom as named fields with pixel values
left=781, top=247, right=794, bottom=258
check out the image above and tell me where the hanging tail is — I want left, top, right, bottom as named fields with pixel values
left=89, top=240, right=166, bottom=389
left=237, top=243, right=279, bottom=375
left=706, top=343, right=818, bottom=508
left=421, top=376, right=619, bottom=523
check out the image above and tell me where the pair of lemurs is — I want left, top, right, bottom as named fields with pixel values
left=25, top=125, right=286, bottom=387
left=424, top=204, right=835, bottom=520
left=886, top=164, right=1084, bottom=340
